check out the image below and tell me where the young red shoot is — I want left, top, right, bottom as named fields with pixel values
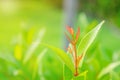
left=65, top=26, right=83, bottom=76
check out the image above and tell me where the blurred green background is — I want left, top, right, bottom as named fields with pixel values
left=0, top=0, right=120, bottom=80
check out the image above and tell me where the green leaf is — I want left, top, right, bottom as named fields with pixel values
left=23, top=28, right=45, bottom=64
left=97, top=61, right=120, bottom=79
left=32, top=49, right=47, bottom=79
left=77, top=70, right=88, bottom=78
left=64, top=64, right=73, bottom=80
left=43, top=44, right=75, bottom=73
left=0, top=53, right=32, bottom=78
left=77, top=21, right=105, bottom=67
left=79, top=20, right=98, bottom=42
left=84, top=20, right=98, bottom=34
left=78, top=12, right=89, bottom=28
left=0, top=53, right=18, bottom=66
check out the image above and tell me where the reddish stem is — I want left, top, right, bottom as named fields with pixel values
left=73, top=43, right=79, bottom=76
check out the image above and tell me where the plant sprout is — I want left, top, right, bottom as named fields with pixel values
left=43, top=20, right=105, bottom=80
left=65, top=26, right=82, bottom=76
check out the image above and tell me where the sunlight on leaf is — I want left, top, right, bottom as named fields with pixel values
left=77, top=21, right=105, bottom=67
left=84, top=20, right=98, bottom=34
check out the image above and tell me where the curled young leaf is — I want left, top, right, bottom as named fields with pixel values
left=75, top=27, right=80, bottom=42
left=66, top=26, right=74, bottom=36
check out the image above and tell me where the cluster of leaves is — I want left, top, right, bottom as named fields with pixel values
left=0, top=27, right=47, bottom=80
left=0, top=12, right=120, bottom=80
left=44, top=21, right=105, bottom=80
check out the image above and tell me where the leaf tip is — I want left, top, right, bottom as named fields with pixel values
left=100, top=20, right=105, bottom=25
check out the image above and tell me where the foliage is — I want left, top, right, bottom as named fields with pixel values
left=44, top=21, right=104, bottom=80
left=0, top=1, right=120, bottom=80
left=0, top=27, right=47, bottom=80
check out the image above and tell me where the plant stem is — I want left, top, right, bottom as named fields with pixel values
left=73, top=44, right=78, bottom=76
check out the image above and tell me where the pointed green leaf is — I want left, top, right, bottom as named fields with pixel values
left=32, top=49, right=47, bottom=79
left=97, top=61, right=120, bottom=79
left=84, top=20, right=98, bottom=34
left=43, top=44, right=75, bottom=73
left=23, top=28, right=45, bottom=64
left=77, top=21, right=105, bottom=67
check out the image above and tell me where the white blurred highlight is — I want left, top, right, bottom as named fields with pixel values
left=23, top=28, right=46, bottom=64
left=0, top=0, right=19, bottom=15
